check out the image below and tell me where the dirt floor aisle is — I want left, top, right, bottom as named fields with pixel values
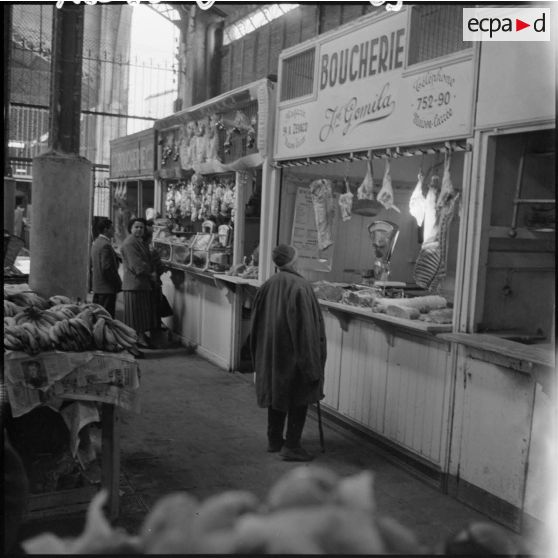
left=114, top=347, right=505, bottom=550
left=15, top=346, right=537, bottom=553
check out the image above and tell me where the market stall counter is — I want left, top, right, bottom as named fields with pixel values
left=4, top=286, right=141, bottom=520
left=4, top=350, right=140, bottom=520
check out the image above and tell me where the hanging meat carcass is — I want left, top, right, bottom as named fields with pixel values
left=376, top=159, right=400, bottom=213
left=357, top=159, right=375, bottom=201
left=309, top=178, right=336, bottom=251
left=409, top=171, right=426, bottom=226
left=414, top=153, right=460, bottom=291
left=338, top=178, right=354, bottom=222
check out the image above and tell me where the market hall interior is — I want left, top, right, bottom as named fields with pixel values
left=4, top=1, right=555, bottom=556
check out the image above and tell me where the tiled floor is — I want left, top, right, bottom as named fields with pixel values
left=16, top=347, right=543, bottom=554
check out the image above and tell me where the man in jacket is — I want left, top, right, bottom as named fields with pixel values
left=250, top=244, right=327, bottom=461
left=91, top=218, right=122, bottom=317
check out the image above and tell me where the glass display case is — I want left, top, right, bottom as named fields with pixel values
left=189, top=233, right=215, bottom=271
left=171, top=241, right=193, bottom=267
left=153, top=240, right=171, bottom=263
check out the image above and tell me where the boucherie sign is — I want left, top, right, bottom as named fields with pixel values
left=275, top=10, right=475, bottom=160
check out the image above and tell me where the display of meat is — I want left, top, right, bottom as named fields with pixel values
left=414, top=152, right=460, bottom=291
left=386, top=305, right=420, bottom=320
left=342, top=289, right=377, bottom=308
left=422, top=175, right=440, bottom=244
left=409, top=172, right=425, bottom=226
left=436, top=191, right=461, bottom=282
left=338, top=178, right=354, bottom=222
left=309, top=178, right=336, bottom=251
left=377, top=159, right=400, bottom=213
left=414, top=240, right=441, bottom=291
left=357, top=159, right=375, bottom=201
left=436, top=153, right=457, bottom=213
left=312, top=281, right=345, bottom=303
left=374, top=294, right=447, bottom=314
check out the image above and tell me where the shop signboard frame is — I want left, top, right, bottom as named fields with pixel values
left=108, top=128, right=156, bottom=247
left=274, top=8, right=477, bottom=161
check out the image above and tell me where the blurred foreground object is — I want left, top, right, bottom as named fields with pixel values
left=23, top=466, right=519, bottom=554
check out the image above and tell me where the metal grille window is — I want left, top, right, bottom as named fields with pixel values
left=280, top=48, right=316, bottom=102
left=408, top=5, right=472, bottom=66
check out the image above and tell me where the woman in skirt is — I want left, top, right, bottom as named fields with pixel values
left=120, top=217, right=158, bottom=357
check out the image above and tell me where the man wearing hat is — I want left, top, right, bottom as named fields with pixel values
left=249, top=244, right=327, bottom=461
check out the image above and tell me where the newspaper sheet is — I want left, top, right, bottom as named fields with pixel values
left=4, top=350, right=140, bottom=417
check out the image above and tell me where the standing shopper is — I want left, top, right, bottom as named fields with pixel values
left=90, top=218, right=122, bottom=317
left=121, top=218, right=158, bottom=357
left=249, top=244, right=327, bottom=461
left=144, top=219, right=172, bottom=333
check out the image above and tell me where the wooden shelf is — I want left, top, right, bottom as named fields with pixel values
left=437, top=332, right=555, bottom=373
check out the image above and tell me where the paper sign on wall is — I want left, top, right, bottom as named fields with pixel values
left=291, top=187, right=338, bottom=272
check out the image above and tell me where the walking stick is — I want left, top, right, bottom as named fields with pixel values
left=316, top=401, right=325, bottom=452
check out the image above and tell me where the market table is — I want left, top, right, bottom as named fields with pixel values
left=4, top=349, right=140, bottom=520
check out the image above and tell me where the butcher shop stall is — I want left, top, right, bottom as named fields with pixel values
left=153, top=78, right=277, bottom=371
left=272, top=6, right=554, bottom=536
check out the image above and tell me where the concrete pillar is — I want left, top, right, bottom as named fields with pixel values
left=4, top=177, right=16, bottom=235
left=30, top=154, right=92, bottom=299
left=4, top=6, right=16, bottom=236
left=30, top=4, right=92, bottom=299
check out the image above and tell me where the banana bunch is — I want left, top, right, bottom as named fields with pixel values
left=3, top=295, right=138, bottom=354
left=4, top=322, right=52, bottom=354
left=49, top=316, right=95, bottom=352
left=12, top=305, right=58, bottom=326
left=92, top=317, right=138, bottom=352
left=79, top=303, right=112, bottom=320
left=4, top=299, right=23, bottom=317
left=49, top=303, right=82, bottom=320
left=49, top=294, right=73, bottom=306
left=5, top=291, right=50, bottom=310
left=5, top=306, right=59, bottom=353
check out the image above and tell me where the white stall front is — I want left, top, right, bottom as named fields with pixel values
left=272, top=6, right=555, bottom=535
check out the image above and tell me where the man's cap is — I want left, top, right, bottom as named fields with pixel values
left=272, top=244, right=298, bottom=268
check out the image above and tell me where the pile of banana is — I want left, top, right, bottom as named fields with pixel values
left=4, top=299, right=23, bottom=317
left=4, top=297, right=138, bottom=355
left=92, top=317, right=138, bottom=352
left=4, top=290, right=51, bottom=310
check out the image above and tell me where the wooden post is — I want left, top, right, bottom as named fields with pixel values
left=101, top=403, right=120, bottom=520
left=4, top=3, right=12, bottom=176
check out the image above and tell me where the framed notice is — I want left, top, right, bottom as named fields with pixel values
left=291, top=187, right=337, bottom=272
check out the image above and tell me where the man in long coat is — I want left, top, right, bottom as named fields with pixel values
left=250, top=244, right=326, bottom=461
left=90, top=218, right=122, bottom=317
